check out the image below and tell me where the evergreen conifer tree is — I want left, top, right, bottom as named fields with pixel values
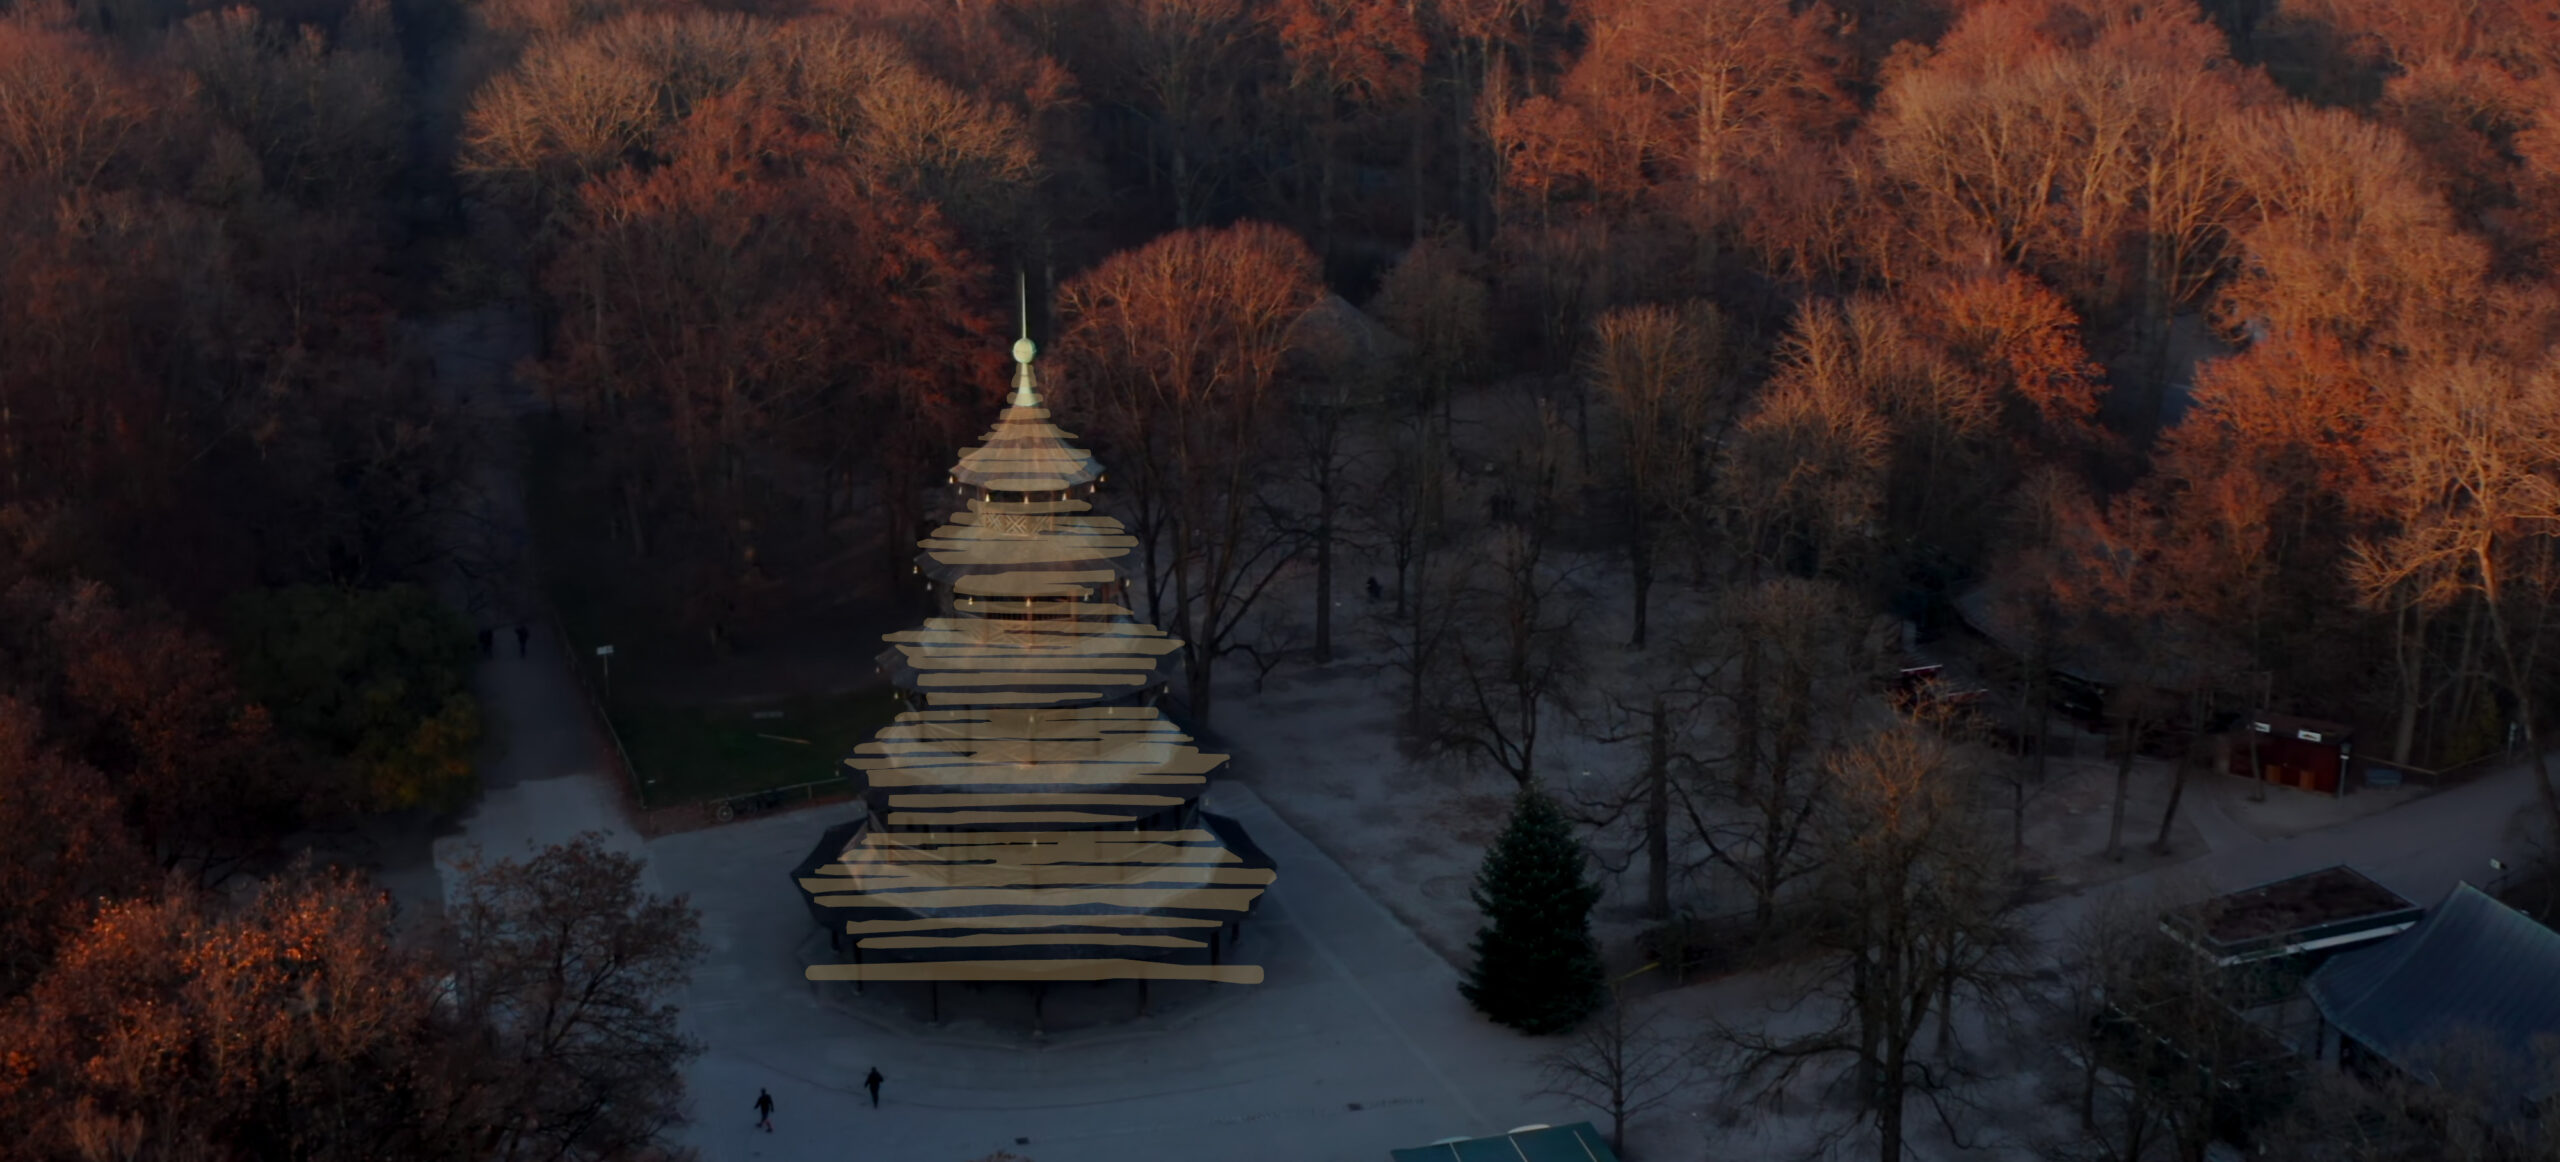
left=1462, top=785, right=1604, bottom=1033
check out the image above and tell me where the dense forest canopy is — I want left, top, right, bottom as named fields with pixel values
left=3, top=0, right=2560, bottom=1155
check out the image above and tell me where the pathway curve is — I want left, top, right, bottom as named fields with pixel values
left=2071, top=759, right=2548, bottom=926
left=420, top=304, right=654, bottom=889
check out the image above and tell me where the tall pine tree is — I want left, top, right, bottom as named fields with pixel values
left=1463, top=785, right=1605, bottom=1033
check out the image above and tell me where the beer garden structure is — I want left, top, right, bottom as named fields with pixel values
left=791, top=316, right=1277, bottom=1021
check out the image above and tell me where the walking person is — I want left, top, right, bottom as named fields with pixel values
left=754, top=1088, right=774, bottom=1132
left=863, top=1067, right=884, bottom=1109
left=513, top=623, right=529, bottom=658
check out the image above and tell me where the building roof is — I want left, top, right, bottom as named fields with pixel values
left=1288, top=292, right=1411, bottom=376
left=2308, top=883, right=2560, bottom=1094
left=1390, top=1123, right=1621, bottom=1162
left=2167, top=865, right=2418, bottom=959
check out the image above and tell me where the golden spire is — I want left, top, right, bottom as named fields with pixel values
left=1010, top=270, right=1039, bottom=408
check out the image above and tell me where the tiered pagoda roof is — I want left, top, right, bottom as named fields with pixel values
left=795, top=329, right=1273, bottom=986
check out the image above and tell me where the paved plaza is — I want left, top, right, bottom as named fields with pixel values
left=426, top=637, right=1592, bottom=1162
left=661, top=779, right=1585, bottom=1162
left=424, top=610, right=2553, bottom=1162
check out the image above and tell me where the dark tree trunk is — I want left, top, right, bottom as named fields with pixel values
left=2153, top=693, right=2204, bottom=855
left=2106, top=708, right=2138, bottom=861
left=2079, top=1037, right=2100, bottom=1130
left=1628, top=504, right=1652, bottom=649
left=620, top=476, right=649, bottom=558
left=1314, top=455, right=1335, bottom=663
left=1874, top=1019, right=1905, bottom=1162
left=1646, top=697, right=1669, bottom=920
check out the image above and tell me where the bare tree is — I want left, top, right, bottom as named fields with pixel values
left=1279, top=298, right=1394, bottom=664
left=2046, top=887, right=2157, bottom=1154
left=1675, top=575, right=1870, bottom=933
left=444, top=834, right=706, bottom=1162
left=1267, top=0, right=1427, bottom=266
left=1372, top=513, right=1461, bottom=739
left=1537, top=966, right=1701, bottom=1156
left=2352, top=357, right=2560, bottom=860
left=1357, top=412, right=1456, bottom=622
left=2094, top=681, right=2176, bottom=863
left=1586, top=300, right=1728, bottom=648
left=1979, top=474, right=2090, bottom=858
left=2258, top=1026, right=2560, bottom=1162
left=1112, top=0, right=1256, bottom=228
left=2055, top=885, right=2302, bottom=1162
left=1715, top=300, right=1891, bottom=586
left=1059, top=222, right=1325, bottom=724
left=1291, top=381, right=1358, bottom=666
left=750, top=20, right=1043, bottom=250
left=1570, top=690, right=1681, bottom=922
left=459, top=11, right=765, bottom=222
left=1560, top=0, right=1848, bottom=279
left=1714, top=722, right=2032, bottom=1162
left=1430, top=407, right=1585, bottom=787
left=1432, top=522, right=1585, bottom=787
left=1369, top=228, right=1491, bottom=426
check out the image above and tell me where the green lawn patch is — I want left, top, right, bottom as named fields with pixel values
left=609, top=691, right=903, bottom=809
left=522, top=413, right=911, bottom=810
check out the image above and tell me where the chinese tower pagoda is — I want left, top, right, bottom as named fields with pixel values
left=793, top=320, right=1274, bottom=990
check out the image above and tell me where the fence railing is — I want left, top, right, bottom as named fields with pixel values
left=2358, top=749, right=2505, bottom=789
left=541, top=592, right=876, bottom=826
left=708, top=776, right=859, bottom=824
left=546, top=605, right=648, bottom=808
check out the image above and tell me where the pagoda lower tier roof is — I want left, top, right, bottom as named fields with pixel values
left=793, top=814, right=1274, bottom=983
left=951, top=568, right=1118, bottom=600
left=876, top=670, right=1160, bottom=709
left=847, top=706, right=1220, bottom=826
left=920, top=506, right=1138, bottom=573
left=960, top=497, right=1094, bottom=516
left=951, top=598, right=1133, bottom=619
left=879, top=616, right=1177, bottom=707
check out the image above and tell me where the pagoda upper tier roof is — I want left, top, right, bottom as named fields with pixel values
left=878, top=616, right=1178, bottom=708
left=950, top=403, right=1102, bottom=493
left=919, top=498, right=1138, bottom=577
left=845, top=705, right=1221, bottom=827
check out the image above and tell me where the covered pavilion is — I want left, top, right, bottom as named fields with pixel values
left=792, top=318, right=1276, bottom=1007
left=2306, top=882, right=2560, bottom=1103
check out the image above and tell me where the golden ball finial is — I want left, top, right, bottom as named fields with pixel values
left=1013, top=337, right=1037, bottom=364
